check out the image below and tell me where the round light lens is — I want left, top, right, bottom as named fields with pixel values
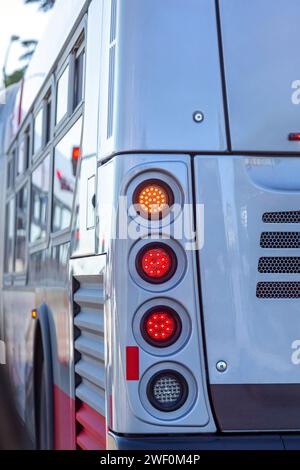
left=142, top=307, right=181, bottom=347
left=147, top=370, right=188, bottom=412
left=134, top=180, right=173, bottom=219
left=137, top=244, right=177, bottom=283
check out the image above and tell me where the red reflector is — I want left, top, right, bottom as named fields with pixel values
left=145, top=310, right=177, bottom=342
left=126, top=346, right=139, bottom=380
left=288, top=133, right=300, bottom=141
left=72, top=146, right=80, bottom=159
left=141, top=247, right=172, bottom=279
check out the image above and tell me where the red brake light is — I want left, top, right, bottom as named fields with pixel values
left=72, top=146, right=80, bottom=159
left=142, top=307, right=181, bottom=347
left=288, top=133, right=300, bottom=141
left=137, top=243, right=176, bottom=283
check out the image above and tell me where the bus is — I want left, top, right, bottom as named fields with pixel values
left=1, top=0, right=300, bottom=451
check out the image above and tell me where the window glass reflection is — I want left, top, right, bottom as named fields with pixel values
left=4, top=199, right=15, bottom=273
left=53, top=117, right=82, bottom=233
left=30, top=155, right=50, bottom=243
left=15, top=185, right=28, bottom=273
left=34, top=108, right=43, bottom=155
left=56, top=66, right=69, bottom=124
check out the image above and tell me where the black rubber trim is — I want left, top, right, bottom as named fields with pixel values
left=211, top=384, right=300, bottom=431
left=108, top=431, right=295, bottom=450
left=33, top=304, right=54, bottom=450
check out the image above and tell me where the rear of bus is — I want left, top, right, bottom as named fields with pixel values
left=2, top=0, right=300, bottom=451
left=94, top=0, right=300, bottom=450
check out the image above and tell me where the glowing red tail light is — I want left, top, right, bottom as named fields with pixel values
left=137, top=243, right=176, bottom=283
left=142, top=307, right=181, bottom=347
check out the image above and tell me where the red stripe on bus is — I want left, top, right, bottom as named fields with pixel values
left=76, top=402, right=106, bottom=450
left=53, top=385, right=76, bottom=450
left=109, top=394, right=113, bottom=429
left=126, top=346, right=139, bottom=380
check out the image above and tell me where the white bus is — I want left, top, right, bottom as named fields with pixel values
left=1, top=0, right=300, bottom=450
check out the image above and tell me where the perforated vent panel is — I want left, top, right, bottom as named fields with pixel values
left=260, top=232, right=300, bottom=249
left=257, top=213, right=300, bottom=298
left=258, top=257, right=300, bottom=274
left=262, top=211, right=300, bottom=224
left=257, top=282, right=300, bottom=298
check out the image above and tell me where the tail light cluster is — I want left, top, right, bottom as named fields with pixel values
left=131, top=177, right=190, bottom=413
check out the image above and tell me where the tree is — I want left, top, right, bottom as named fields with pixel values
left=24, top=0, right=56, bottom=11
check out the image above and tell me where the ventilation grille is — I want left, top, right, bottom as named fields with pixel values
left=257, top=282, right=300, bottom=299
left=262, top=211, right=300, bottom=224
left=73, top=274, right=106, bottom=450
left=258, top=257, right=300, bottom=274
left=257, top=212, right=300, bottom=298
left=260, top=232, right=300, bottom=249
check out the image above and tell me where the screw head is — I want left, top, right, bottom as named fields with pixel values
left=193, top=111, right=204, bottom=123
left=216, top=360, right=227, bottom=372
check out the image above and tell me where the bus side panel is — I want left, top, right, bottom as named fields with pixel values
left=194, top=155, right=300, bottom=431
left=99, top=0, right=227, bottom=159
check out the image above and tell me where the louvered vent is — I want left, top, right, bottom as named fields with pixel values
left=257, top=212, right=300, bottom=298
left=73, top=274, right=106, bottom=450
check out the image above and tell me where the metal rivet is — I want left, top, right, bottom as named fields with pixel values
left=216, top=360, right=227, bottom=372
left=193, top=111, right=204, bottom=123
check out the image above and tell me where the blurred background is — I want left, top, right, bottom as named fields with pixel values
left=0, top=0, right=54, bottom=89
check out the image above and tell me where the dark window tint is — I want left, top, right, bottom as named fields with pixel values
left=15, top=185, right=28, bottom=273
left=30, top=155, right=50, bottom=243
left=4, top=199, right=15, bottom=273
left=7, top=154, right=15, bottom=190
left=52, top=117, right=82, bottom=233
left=45, top=94, right=52, bottom=144
left=74, top=50, right=85, bottom=109
left=25, top=129, right=30, bottom=169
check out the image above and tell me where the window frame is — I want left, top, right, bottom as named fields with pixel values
left=29, top=150, right=52, bottom=253
left=14, top=179, right=30, bottom=282
left=16, top=118, right=31, bottom=183
left=3, top=195, right=16, bottom=286
left=3, top=17, right=87, bottom=278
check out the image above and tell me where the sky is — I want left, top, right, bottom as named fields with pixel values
left=0, top=0, right=52, bottom=85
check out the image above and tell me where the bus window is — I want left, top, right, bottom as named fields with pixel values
left=15, top=184, right=28, bottom=273
left=17, top=139, right=25, bottom=176
left=56, top=65, right=69, bottom=124
left=24, top=128, right=30, bottom=170
left=4, top=199, right=15, bottom=273
left=30, top=155, right=50, bottom=243
left=17, top=127, right=30, bottom=176
left=52, top=117, right=82, bottom=233
left=6, top=154, right=16, bottom=190
left=45, top=91, right=52, bottom=145
left=73, top=48, right=85, bottom=110
left=33, top=108, right=43, bottom=156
